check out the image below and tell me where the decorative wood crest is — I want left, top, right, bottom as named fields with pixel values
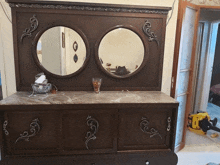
left=20, top=15, right=38, bottom=42
left=140, top=117, right=162, bottom=139
left=142, top=20, right=159, bottom=46
left=85, top=115, right=99, bottom=150
left=3, top=120, right=9, bottom=136
left=15, top=118, right=40, bottom=143
left=9, top=3, right=169, bottom=15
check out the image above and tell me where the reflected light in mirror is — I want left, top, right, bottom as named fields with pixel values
left=98, top=28, right=145, bottom=76
left=37, top=26, right=86, bottom=76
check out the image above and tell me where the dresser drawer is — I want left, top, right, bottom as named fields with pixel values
left=4, top=111, right=61, bottom=155
left=118, top=108, right=174, bottom=151
left=61, top=109, right=117, bottom=154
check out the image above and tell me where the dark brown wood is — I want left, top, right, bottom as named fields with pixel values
left=118, top=108, right=173, bottom=151
left=6, top=0, right=171, bottom=11
left=5, top=111, right=60, bottom=155
left=2, top=1, right=178, bottom=164
left=8, top=1, right=169, bottom=91
left=61, top=109, right=117, bottom=154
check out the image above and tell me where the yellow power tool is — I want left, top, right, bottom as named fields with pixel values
left=187, top=111, right=220, bottom=135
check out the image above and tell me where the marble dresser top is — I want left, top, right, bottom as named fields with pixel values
left=0, top=91, right=178, bottom=105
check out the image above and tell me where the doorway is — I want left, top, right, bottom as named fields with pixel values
left=208, top=24, right=220, bottom=128
left=171, top=2, right=220, bottom=151
left=191, top=9, right=220, bottom=145
left=194, top=19, right=220, bottom=130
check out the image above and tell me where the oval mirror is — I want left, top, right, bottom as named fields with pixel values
left=98, top=28, right=145, bottom=77
left=37, top=26, right=87, bottom=76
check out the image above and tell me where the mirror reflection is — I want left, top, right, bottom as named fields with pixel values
left=37, top=26, right=86, bottom=76
left=98, top=28, right=145, bottom=76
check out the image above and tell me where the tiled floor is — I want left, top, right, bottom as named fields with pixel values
left=177, top=102, right=220, bottom=165
left=177, top=130, right=220, bottom=165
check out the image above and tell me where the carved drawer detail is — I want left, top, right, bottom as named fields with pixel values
left=4, top=111, right=60, bottom=155
left=15, top=118, right=40, bottom=143
left=140, top=117, right=162, bottom=139
left=118, top=109, right=173, bottom=151
left=85, top=115, right=99, bottom=150
left=62, top=109, right=117, bottom=154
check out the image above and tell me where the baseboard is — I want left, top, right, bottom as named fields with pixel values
left=175, top=142, right=185, bottom=153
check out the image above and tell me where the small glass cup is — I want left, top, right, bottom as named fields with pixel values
left=92, top=78, right=102, bottom=93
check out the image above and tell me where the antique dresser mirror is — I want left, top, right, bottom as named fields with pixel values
left=36, top=26, right=87, bottom=76
left=35, top=26, right=89, bottom=77
left=97, top=27, right=147, bottom=78
left=0, top=1, right=179, bottom=165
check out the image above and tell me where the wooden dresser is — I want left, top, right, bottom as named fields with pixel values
left=0, top=1, right=178, bottom=164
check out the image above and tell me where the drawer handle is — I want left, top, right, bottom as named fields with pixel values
left=140, top=117, right=162, bottom=139
left=85, top=116, right=99, bottom=150
left=167, top=117, right=171, bottom=131
left=3, top=120, right=9, bottom=136
left=146, top=160, right=150, bottom=165
left=15, top=118, right=40, bottom=143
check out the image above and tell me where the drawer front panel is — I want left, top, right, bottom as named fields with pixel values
left=118, top=108, right=173, bottom=150
left=4, top=111, right=61, bottom=155
left=62, top=109, right=117, bottom=154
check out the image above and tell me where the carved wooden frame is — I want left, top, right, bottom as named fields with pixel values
left=32, top=24, right=90, bottom=79
left=8, top=1, right=170, bottom=91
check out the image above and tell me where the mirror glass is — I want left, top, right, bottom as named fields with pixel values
left=98, top=28, right=145, bottom=76
left=37, top=26, right=87, bottom=76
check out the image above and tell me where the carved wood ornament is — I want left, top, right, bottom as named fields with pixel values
left=20, top=15, right=38, bottom=42
left=140, top=117, right=162, bottom=139
left=15, top=118, right=40, bottom=143
left=85, top=116, right=99, bottom=149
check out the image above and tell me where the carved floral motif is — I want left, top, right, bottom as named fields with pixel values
left=140, top=117, right=162, bottom=139
left=20, top=15, right=38, bottom=42
left=142, top=20, right=159, bottom=46
left=15, top=118, right=40, bottom=143
left=85, top=116, right=99, bottom=150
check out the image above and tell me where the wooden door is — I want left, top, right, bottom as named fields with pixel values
left=4, top=111, right=61, bottom=156
left=171, top=1, right=200, bottom=151
left=118, top=108, right=175, bottom=151
left=61, top=109, right=117, bottom=155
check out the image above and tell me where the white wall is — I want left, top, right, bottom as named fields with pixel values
left=0, top=1, right=16, bottom=99
left=186, top=0, right=220, bottom=6
left=0, top=0, right=178, bottom=97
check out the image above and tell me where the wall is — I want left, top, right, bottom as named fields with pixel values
left=0, top=1, right=16, bottom=99
left=0, top=0, right=179, bottom=97
left=41, top=27, right=62, bottom=75
left=187, top=0, right=220, bottom=5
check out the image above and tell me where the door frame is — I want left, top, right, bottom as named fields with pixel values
left=172, top=1, right=220, bottom=152
left=200, top=21, right=219, bottom=112
left=171, top=0, right=200, bottom=152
